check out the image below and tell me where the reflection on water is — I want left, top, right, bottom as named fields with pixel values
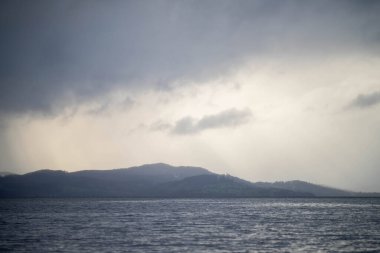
left=1, top=198, right=380, bottom=252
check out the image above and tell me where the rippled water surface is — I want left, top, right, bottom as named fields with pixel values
left=1, top=198, right=380, bottom=252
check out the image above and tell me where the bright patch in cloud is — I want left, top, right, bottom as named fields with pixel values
left=171, top=108, right=252, bottom=135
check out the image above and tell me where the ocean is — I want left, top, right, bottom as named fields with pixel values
left=1, top=198, right=380, bottom=252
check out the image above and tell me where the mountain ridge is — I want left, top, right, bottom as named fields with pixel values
left=0, top=163, right=378, bottom=198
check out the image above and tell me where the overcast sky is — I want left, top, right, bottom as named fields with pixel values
left=1, top=0, right=380, bottom=191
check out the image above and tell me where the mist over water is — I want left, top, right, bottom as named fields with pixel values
left=1, top=198, right=380, bottom=252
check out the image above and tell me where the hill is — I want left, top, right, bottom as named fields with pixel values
left=0, top=163, right=309, bottom=198
left=0, top=164, right=211, bottom=197
left=253, top=180, right=380, bottom=197
left=0, top=171, right=17, bottom=177
left=0, top=164, right=378, bottom=198
left=151, top=174, right=313, bottom=198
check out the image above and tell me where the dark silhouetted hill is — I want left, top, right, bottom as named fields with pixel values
left=253, top=180, right=380, bottom=197
left=151, top=174, right=313, bottom=198
left=72, top=163, right=211, bottom=184
left=0, top=164, right=212, bottom=198
left=0, top=171, right=17, bottom=177
left=0, top=164, right=378, bottom=198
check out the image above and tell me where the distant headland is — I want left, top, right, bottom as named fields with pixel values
left=1, top=163, right=379, bottom=198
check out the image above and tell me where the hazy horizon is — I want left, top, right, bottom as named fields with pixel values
left=1, top=0, right=380, bottom=192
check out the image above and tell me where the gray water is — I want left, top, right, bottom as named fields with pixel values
left=1, top=198, right=380, bottom=252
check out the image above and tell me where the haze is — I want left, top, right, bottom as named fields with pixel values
left=1, top=0, right=380, bottom=192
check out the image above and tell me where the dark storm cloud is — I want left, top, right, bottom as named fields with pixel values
left=172, top=108, right=252, bottom=135
left=349, top=91, right=380, bottom=109
left=1, top=0, right=380, bottom=116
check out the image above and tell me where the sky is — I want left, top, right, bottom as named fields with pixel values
left=1, top=0, right=380, bottom=192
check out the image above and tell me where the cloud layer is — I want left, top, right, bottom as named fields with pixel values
left=349, top=91, right=380, bottom=109
left=172, top=108, right=252, bottom=135
left=1, top=0, right=380, bottom=115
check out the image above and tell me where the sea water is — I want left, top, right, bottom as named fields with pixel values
left=1, top=198, right=380, bottom=252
